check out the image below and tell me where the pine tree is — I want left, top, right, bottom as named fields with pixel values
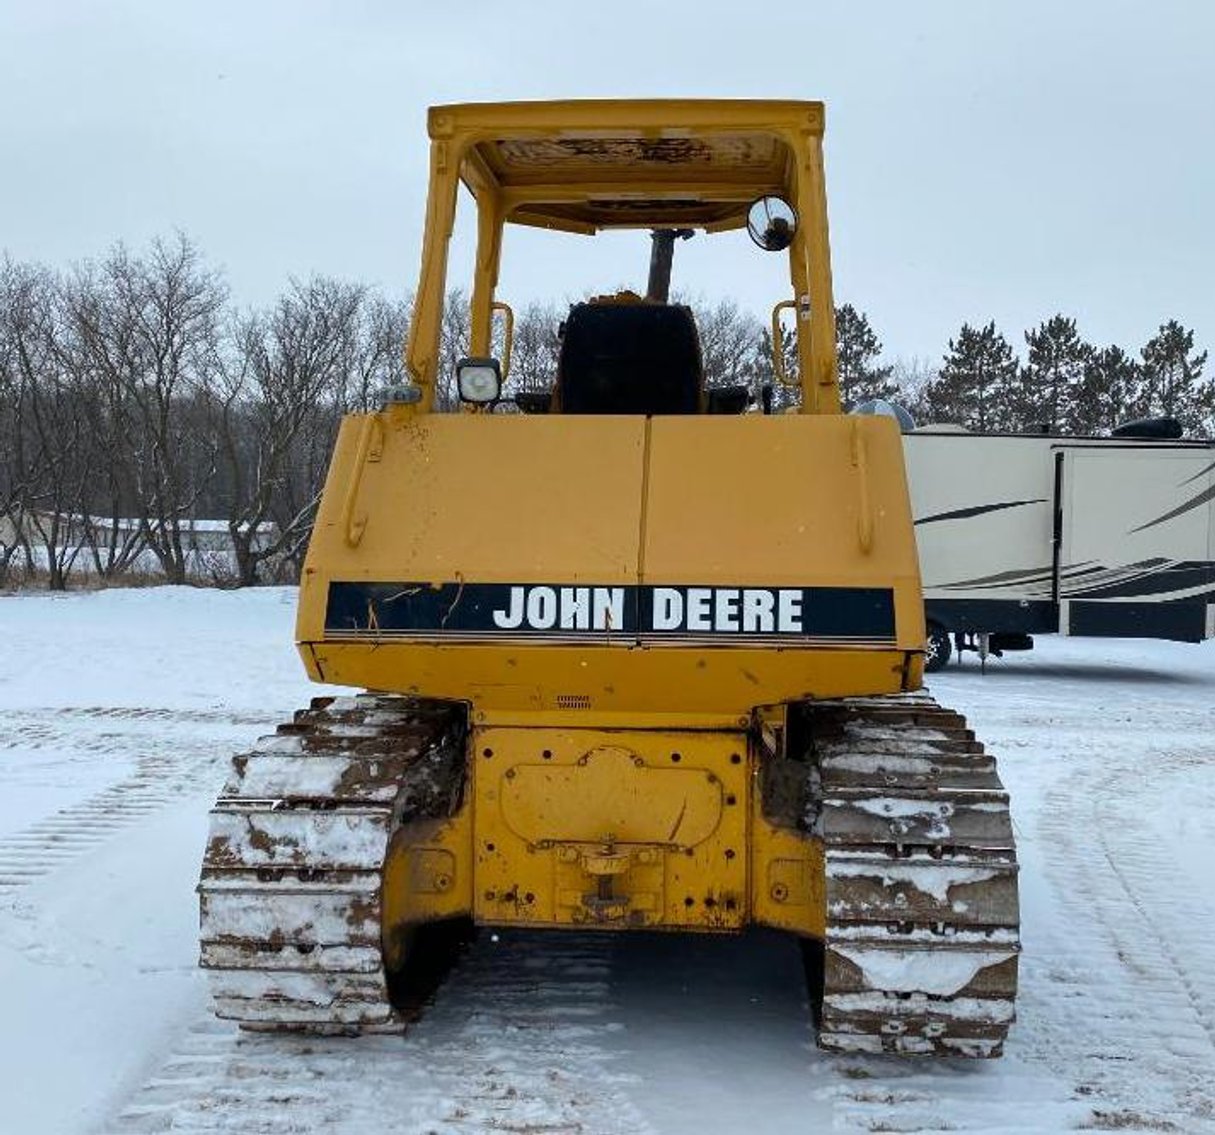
left=1138, top=321, right=1213, bottom=435
left=835, top=303, right=897, bottom=407
left=1017, top=315, right=1091, bottom=432
left=1073, top=345, right=1140, bottom=434
left=746, top=326, right=801, bottom=411
left=923, top=321, right=1019, bottom=430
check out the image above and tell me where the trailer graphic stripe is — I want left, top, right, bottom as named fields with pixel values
left=935, top=559, right=1215, bottom=605
left=1131, top=480, right=1215, bottom=533
left=914, top=498, right=1047, bottom=527
left=324, top=582, right=897, bottom=642
left=1063, top=560, right=1215, bottom=601
left=936, top=560, right=1166, bottom=595
left=1180, top=458, right=1215, bottom=486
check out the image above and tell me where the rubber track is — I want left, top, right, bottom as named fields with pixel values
left=807, top=692, right=1020, bottom=1057
left=198, top=694, right=465, bottom=1032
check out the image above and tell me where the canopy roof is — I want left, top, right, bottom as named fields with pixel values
left=428, top=99, right=824, bottom=234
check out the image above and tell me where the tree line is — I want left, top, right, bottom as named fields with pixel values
left=1, top=234, right=1210, bottom=590
left=915, top=316, right=1212, bottom=435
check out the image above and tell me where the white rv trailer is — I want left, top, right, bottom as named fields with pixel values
left=902, top=428, right=1215, bottom=670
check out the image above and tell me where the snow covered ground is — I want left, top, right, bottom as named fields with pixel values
left=1, top=587, right=1213, bottom=1134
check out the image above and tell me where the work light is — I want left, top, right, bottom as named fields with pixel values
left=456, top=358, right=502, bottom=404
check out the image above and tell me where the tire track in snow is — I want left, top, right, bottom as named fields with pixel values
left=4, top=706, right=272, bottom=730
left=1023, top=724, right=1215, bottom=1132
left=895, top=673, right=1215, bottom=1134
left=0, top=709, right=249, bottom=897
left=104, top=932, right=652, bottom=1135
left=1092, top=754, right=1215, bottom=1051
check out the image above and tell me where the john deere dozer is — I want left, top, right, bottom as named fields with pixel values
left=199, top=99, right=1020, bottom=1056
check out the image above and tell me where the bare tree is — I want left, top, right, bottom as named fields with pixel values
left=434, top=288, right=471, bottom=411
left=889, top=357, right=939, bottom=426
left=0, top=260, right=97, bottom=589
left=502, top=301, right=562, bottom=397
left=339, top=291, right=412, bottom=413
left=692, top=297, right=765, bottom=396
left=0, top=258, right=33, bottom=584
left=0, top=260, right=41, bottom=585
left=66, top=235, right=226, bottom=583
left=216, top=276, right=369, bottom=585
left=50, top=263, right=146, bottom=578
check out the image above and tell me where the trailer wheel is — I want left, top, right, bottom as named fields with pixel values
left=924, top=622, right=952, bottom=673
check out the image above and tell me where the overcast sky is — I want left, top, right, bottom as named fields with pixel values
left=2, top=1, right=1212, bottom=364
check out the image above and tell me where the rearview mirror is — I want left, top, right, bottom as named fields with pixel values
left=747, top=196, right=798, bottom=252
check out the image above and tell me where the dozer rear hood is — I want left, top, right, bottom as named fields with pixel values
left=296, top=410, right=924, bottom=715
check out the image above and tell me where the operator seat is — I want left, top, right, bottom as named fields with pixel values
left=556, top=301, right=703, bottom=414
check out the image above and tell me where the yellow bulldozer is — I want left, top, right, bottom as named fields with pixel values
left=199, top=99, right=1020, bottom=1057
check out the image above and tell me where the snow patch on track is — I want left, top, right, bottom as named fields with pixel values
left=834, top=945, right=1020, bottom=997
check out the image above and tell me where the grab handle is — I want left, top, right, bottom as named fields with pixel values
left=770, top=300, right=799, bottom=388
left=851, top=417, right=874, bottom=554
left=342, top=415, right=385, bottom=547
left=492, top=300, right=515, bottom=379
